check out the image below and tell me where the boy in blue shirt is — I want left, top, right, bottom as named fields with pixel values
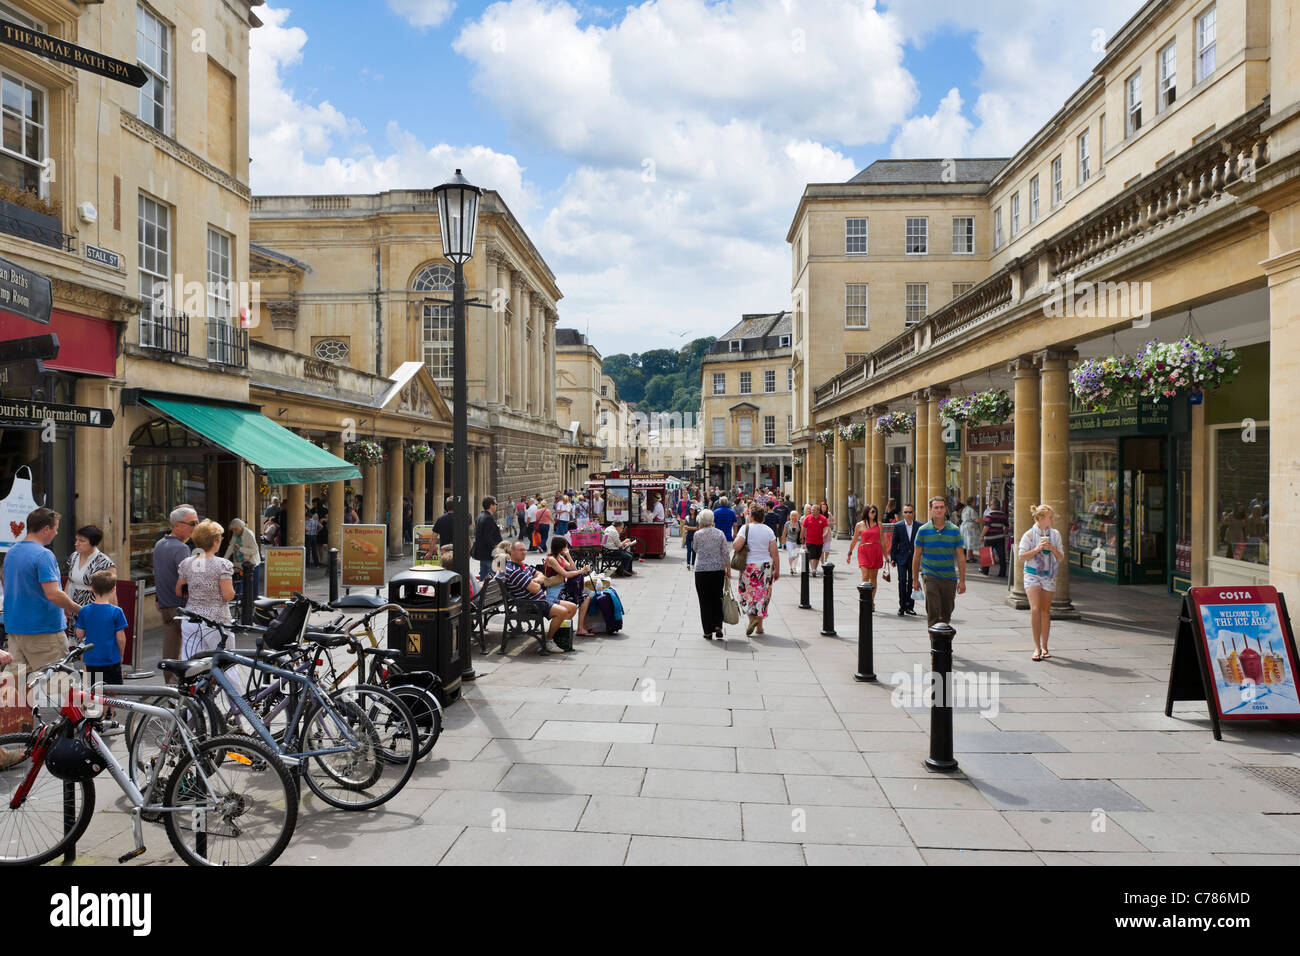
left=75, top=569, right=128, bottom=688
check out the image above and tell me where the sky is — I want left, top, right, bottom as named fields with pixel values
left=249, top=0, right=1140, bottom=358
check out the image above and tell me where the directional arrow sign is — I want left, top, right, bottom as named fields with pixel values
left=0, top=398, right=114, bottom=428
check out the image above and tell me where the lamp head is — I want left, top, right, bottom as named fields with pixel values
left=432, top=169, right=483, bottom=264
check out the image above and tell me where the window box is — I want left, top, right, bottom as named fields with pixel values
left=0, top=197, right=68, bottom=251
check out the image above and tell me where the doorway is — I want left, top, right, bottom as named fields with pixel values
left=1121, top=437, right=1166, bottom=585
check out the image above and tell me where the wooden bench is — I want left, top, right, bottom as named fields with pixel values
left=469, top=577, right=507, bottom=654
left=498, top=593, right=551, bottom=655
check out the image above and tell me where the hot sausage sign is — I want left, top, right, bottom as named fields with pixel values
left=341, top=524, right=386, bottom=587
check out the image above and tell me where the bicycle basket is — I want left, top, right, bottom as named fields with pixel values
left=263, top=597, right=311, bottom=650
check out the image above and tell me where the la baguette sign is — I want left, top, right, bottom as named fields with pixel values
left=0, top=19, right=148, bottom=87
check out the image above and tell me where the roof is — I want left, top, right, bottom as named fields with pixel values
left=716, top=312, right=792, bottom=343
left=249, top=242, right=312, bottom=273
left=555, top=328, right=586, bottom=347
left=848, top=158, right=1008, bottom=185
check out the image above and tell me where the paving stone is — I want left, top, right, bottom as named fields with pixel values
left=850, top=731, right=930, bottom=752
left=898, top=809, right=1031, bottom=850
left=426, top=789, right=590, bottom=831
left=971, top=778, right=1150, bottom=812
left=782, top=774, right=890, bottom=808
left=605, top=742, right=736, bottom=771
left=535, top=720, right=656, bottom=744
left=1034, top=752, right=1230, bottom=780
left=919, top=849, right=1044, bottom=865
left=878, top=777, right=994, bottom=810
left=946, top=753, right=1057, bottom=779
left=440, top=828, right=630, bottom=865
left=1114, top=776, right=1300, bottom=813
left=474, top=739, right=612, bottom=766
left=950, top=731, right=1067, bottom=753
left=1002, top=811, right=1148, bottom=852
left=1111, top=811, right=1300, bottom=854
left=1047, top=731, right=1198, bottom=753
left=511, top=702, right=629, bottom=723
left=652, top=724, right=775, bottom=748
left=626, top=836, right=806, bottom=865
left=803, top=845, right=925, bottom=865
left=579, top=794, right=742, bottom=839
left=771, top=728, right=859, bottom=751
left=737, top=748, right=873, bottom=777
left=621, top=706, right=736, bottom=727
left=742, top=803, right=912, bottom=845
left=410, top=759, right=512, bottom=791
left=731, top=709, right=847, bottom=730
left=495, top=763, right=646, bottom=796
left=641, top=768, right=788, bottom=803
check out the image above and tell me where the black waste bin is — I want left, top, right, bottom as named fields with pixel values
left=387, top=566, right=464, bottom=704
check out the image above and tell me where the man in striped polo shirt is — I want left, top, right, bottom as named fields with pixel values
left=912, top=496, right=966, bottom=628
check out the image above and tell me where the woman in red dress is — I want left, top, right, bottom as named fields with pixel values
left=846, top=504, right=885, bottom=609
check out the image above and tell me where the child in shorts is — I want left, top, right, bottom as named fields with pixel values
left=75, top=568, right=128, bottom=688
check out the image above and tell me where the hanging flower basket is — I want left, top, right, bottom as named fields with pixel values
left=873, top=411, right=915, bottom=436
left=837, top=422, right=867, bottom=442
left=813, top=429, right=835, bottom=447
left=938, top=389, right=1012, bottom=426
left=791, top=456, right=804, bottom=468
left=345, top=440, right=385, bottom=467
left=405, top=442, right=437, bottom=464
left=1135, top=337, right=1240, bottom=400
left=1070, top=354, right=1140, bottom=411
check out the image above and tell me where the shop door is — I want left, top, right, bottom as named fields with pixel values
left=1121, top=437, right=1166, bottom=585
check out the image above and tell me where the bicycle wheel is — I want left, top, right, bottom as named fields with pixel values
left=342, top=685, right=420, bottom=766
left=385, top=683, right=442, bottom=759
left=298, top=693, right=410, bottom=811
left=126, top=695, right=218, bottom=790
left=162, top=734, right=297, bottom=867
left=0, top=732, right=96, bottom=866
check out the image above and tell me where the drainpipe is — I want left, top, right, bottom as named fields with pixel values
left=374, top=247, right=383, bottom=375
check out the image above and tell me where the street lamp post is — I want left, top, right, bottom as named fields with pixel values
left=432, top=169, right=482, bottom=684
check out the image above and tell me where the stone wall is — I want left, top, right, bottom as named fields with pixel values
left=493, top=425, right=561, bottom=504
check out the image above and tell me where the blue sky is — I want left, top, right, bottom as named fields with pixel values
left=250, top=0, right=1138, bottom=356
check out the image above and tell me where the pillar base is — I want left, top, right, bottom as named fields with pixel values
left=1049, top=600, right=1081, bottom=620
left=924, top=756, right=959, bottom=773
left=1005, top=590, right=1031, bottom=610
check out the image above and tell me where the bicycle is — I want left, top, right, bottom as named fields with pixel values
left=0, top=645, right=298, bottom=866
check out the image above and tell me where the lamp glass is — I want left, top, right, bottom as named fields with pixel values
left=433, top=169, right=482, bottom=264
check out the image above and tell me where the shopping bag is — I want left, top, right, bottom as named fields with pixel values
left=722, top=578, right=740, bottom=626
left=979, top=546, right=994, bottom=568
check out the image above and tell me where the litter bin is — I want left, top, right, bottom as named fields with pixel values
left=387, top=566, right=464, bottom=704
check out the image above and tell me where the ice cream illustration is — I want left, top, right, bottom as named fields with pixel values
left=1239, top=639, right=1263, bottom=684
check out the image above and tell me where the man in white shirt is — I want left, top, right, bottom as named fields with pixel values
left=592, top=493, right=605, bottom=520
left=651, top=496, right=666, bottom=523
left=603, top=521, right=635, bottom=576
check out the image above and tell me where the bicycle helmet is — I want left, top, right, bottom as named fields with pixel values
left=45, top=732, right=104, bottom=782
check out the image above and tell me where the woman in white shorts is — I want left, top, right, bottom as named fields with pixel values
left=1018, top=503, right=1064, bottom=661
left=783, top=509, right=801, bottom=574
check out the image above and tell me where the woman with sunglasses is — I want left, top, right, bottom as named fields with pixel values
left=846, top=504, right=885, bottom=609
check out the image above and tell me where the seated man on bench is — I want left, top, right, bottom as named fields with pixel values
left=602, top=520, right=637, bottom=577
left=496, top=539, right=578, bottom=654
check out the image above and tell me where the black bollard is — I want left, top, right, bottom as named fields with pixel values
left=240, top=560, right=255, bottom=626
left=328, top=547, right=340, bottom=604
left=820, top=562, right=837, bottom=636
left=854, top=581, right=876, bottom=682
left=924, top=622, right=959, bottom=773
left=798, top=552, right=812, bottom=609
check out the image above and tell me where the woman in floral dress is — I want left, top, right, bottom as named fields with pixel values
left=732, top=505, right=780, bottom=636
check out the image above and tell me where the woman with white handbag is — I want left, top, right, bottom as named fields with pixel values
left=691, top=509, right=731, bottom=640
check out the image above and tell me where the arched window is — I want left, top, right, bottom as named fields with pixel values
left=413, top=264, right=454, bottom=380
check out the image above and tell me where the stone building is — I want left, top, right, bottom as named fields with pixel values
left=701, top=312, right=793, bottom=495
left=798, top=0, right=1296, bottom=607
left=555, top=327, right=607, bottom=490
left=248, top=188, right=566, bottom=543
left=0, top=0, right=284, bottom=593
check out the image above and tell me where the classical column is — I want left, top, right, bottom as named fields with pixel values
left=546, top=312, right=557, bottom=421
left=412, top=456, right=427, bottom=527
left=831, top=426, right=847, bottom=536
left=529, top=293, right=543, bottom=416
left=329, top=435, right=346, bottom=555
left=870, top=409, right=888, bottom=510
left=1038, top=350, right=1079, bottom=618
left=362, top=459, right=379, bottom=525
left=913, top=392, right=928, bottom=513
left=484, top=256, right=500, bottom=406
left=1008, top=357, right=1040, bottom=609
left=286, top=480, right=305, bottom=558
left=387, top=439, right=404, bottom=558
left=512, top=272, right=527, bottom=412
left=432, top=442, right=446, bottom=515
left=927, top=389, right=947, bottom=510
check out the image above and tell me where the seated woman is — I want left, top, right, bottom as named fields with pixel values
left=439, top=545, right=478, bottom=600
left=543, top=537, right=594, bottom=635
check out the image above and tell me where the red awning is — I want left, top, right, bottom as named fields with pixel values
left=0, top=308, right=118, bottom=377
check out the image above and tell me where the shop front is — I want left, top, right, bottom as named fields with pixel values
left=884, top=435, right=912, bottom=510
left=963, top=424, right=1015, bottom=525
left=1067, top=393, right=1190, bottom=591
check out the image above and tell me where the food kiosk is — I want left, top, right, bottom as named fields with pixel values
left=585, top=471, right=670, bottom=558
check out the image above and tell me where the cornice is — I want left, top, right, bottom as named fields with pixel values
left=121, top=109, right=251, bottom=202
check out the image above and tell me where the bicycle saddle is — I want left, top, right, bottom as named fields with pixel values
left=157, top=658, right=213, bottom=680
left=253, top=597, right=289, bottom=610
left=305, top=631, right=351, bottom=648
left=328, top=594, right=387, bottom=609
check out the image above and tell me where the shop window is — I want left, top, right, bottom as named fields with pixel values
left=1070, top=441, right=1118, bottom=575
left=1214, top=425, right=1269, bottom=565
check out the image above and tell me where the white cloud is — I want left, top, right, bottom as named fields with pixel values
left=249, top=6, right=536, bottom=216
left=387, top=0, right=457, bottom=28
left=883, top=0, right=1140, bottom=156
left=890, top=87, right=972, bottom=159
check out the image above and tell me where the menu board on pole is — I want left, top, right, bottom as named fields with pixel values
left=413, top=524, right=438, bottom=563
left=341, top=524, right=387, bottom=587
left=605, top=479, right=631, bottom=523
left=264, top=547, right=305, bottom=599
left=1165, top=585, right=1300, bottom=739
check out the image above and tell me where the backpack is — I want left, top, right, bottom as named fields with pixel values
left=263, top=596, right=310, bottom=649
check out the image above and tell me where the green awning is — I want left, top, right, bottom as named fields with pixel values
left=141, top=395, right=361, bottom=484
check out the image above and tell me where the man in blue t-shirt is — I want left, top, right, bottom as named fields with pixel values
left=912, top=496, right=966, bottom=628
left=713, top=497, right=737, bottom=541
left=3, top=507, right=81, bottom=672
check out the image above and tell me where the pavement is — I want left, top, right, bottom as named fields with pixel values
left=47, top=538, right=1300, bottom=865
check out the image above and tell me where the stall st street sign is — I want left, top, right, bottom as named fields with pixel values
left=0, top=257, right=52, bottom=324
left=0, top=398, right=114, bottom=429
left=0, top=20, right=148, bottom=87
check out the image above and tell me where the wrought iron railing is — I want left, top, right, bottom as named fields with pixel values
left=207, top=318, right=248, bottom=367
left=139, top=309, right=190, bottom=355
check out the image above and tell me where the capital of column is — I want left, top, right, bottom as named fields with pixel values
left=924, top=386, right=950, bottom=401
left=1008, top=356, right=1039, bottom=378
left=1033, top=347, right=1079, bottom=370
